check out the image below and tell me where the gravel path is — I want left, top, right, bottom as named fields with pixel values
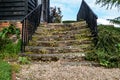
left=16, top=60, right=120, bottom=80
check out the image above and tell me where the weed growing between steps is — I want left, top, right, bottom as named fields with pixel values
left=85, top=25, right=120, bottom=68
left=18, top=57, right=31, bottom=65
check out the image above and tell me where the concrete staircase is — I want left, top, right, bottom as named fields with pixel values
left=23, top=21, right=94, bottom=60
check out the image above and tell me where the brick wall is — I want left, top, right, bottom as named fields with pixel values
left=0, top=21, right=22, bottom=32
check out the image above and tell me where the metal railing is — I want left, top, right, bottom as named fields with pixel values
left=21, top=4, right=42, bottom=52
left=77, top=0, right=98, bottom=36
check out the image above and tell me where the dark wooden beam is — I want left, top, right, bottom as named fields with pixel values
left=0, top=0, right=38, bottom=20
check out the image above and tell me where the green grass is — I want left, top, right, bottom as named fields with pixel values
left=0, top=60, right=11, bottom=80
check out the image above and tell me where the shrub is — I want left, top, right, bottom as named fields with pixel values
left=0, top=39, right=21, bottom=59
left=0, top=24, right=21, bottom=59
left=50, top=7, right=63, bottom=23
left=0, top=38, right=11, bottom=51
left=18, top=57, right=30, bottom=65
left=0, top=24, right=20, bottom=39
left=85, top=25, right=120, bottom=68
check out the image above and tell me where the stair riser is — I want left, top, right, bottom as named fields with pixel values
left=29, top=40, right=92, bottom=47
left=37, top=24, right=87, bottom=32
left=42, top=21, right=87, bottom=28
left=25, top=47, right=84, bottom=54
left=21, top=53, right=85, bottom=61
left=32, top=35, right=92, bottom=41
left=25, top=47, right=93, bottom=54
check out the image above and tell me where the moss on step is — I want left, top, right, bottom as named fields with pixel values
left=32, top=37, right=38, bottom=41
left=73, top=43, right=94, bottom=48
left=28, top=40, right=92, bottom=47
left=25, top=46, right=85, bottom=54
left=25, top=52, right=33, bottom=54
left=40, top=48, right=49, bottom=54
left=25, top=21, right=94, bottom=55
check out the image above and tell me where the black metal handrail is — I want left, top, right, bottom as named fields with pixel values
left=21, top=4, right=42, bottom=52
left=77, top=0, right=98, bottom=36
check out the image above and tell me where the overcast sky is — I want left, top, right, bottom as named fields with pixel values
left=50, top=0, right=120, bottom=26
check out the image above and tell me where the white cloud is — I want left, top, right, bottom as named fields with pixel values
left=97, top=18, right=120, bottom=27
left=97, top=19, right=110, bottom=25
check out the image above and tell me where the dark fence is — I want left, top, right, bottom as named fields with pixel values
left=77, top=0, right=98, bottom=36
left=21, top=4, right=42, bottom=52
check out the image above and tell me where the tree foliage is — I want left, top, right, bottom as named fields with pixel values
left=50, top=7, right=63, bottom=23
left=96, top=0, right=120, bottom=9
left=96, top=0, right=120, bottom=25
left=108, top=17, right=120, bottom=25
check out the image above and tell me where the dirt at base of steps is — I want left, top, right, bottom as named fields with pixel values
left=16, top=60, right=120, bottom=80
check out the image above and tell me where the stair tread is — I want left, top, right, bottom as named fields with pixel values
left=25, top=46, right=85, bottom=54
left=20, top=52, right=86, bottom=61
left=36, top=27, right=90, bottom=32
left=47, top=21, right=86, bottom=26
left=35, top=28, right=91, bottom=35
left=21, top=52, right=85, bottom=58
left=26, top=46, right=84, bottom=49
left=39, top=21, right=86, bottom=27
left=32, top=33, right=92, bottom=38
left=37, top=24, right=87, bottom=31
left=33, top=33, right=92, bottom=38
left=32, top=37, right=91, bottom=41
left=29, top=39, right=92, bottom=47
left=30, top=39, right=92, bottom=43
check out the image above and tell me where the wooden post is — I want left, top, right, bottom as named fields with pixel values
left=41, top=0, right=50, bottom=23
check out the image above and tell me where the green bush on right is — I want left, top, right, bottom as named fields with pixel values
left=85, top=25, right=120, bottom=68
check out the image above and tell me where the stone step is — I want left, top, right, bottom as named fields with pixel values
left=22, top=21, right=94, bottom=61
left=32, top=34, right=92, bottom=41
left=37, top=23, right=87, bottom=32
left=20, top=53, right=85, bottom=61
left=43, top=21, right=87, bottom=28
left=29, top=40, right=92, bottom=47
left=25, top=46, right=84, bottom=54
left=20, top=53, right=99, bottom=66
left=35, top=28, right=91, bottom=36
